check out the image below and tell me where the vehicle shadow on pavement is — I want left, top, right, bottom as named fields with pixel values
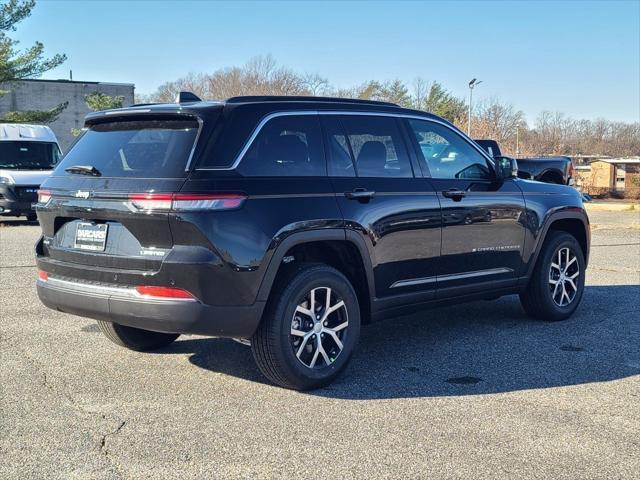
left=158, top=285, right=640, bottom=398
left=0, top=219, right=38, bottom=227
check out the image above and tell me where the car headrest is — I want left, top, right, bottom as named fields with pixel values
left=356, top=141, right=387, bottom=175
left=265, top=135, right=309, bottom=166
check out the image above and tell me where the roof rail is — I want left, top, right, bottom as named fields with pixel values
left=225, top=96, right=398, bottom=107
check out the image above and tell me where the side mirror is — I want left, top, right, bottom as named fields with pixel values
left=494, top=156, right=518, bottom=180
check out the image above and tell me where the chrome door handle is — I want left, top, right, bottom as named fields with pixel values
left=345, top=189, right=376, bottom=200
left=442, top=189, right=466, bottom=200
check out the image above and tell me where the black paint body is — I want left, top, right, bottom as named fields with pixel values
left=35, top=98, right=590, bottom=337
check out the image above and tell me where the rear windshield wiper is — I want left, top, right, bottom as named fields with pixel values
left=64, top=165, right=102, bottom=176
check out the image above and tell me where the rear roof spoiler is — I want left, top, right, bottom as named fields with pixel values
left=175, top=91, right=202, bottom=103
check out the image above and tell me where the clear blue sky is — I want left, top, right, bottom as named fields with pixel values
left=12, top=0, right=640, bottom=123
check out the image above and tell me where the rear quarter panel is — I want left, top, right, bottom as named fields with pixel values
left=176, top=172, right=343, bottom=305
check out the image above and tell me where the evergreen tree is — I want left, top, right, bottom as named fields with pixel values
left=0, top=0, right=68, bottom=123
left=421, top=82, right=467, bottom=123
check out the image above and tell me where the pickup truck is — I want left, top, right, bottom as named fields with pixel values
left=475, top=139, right=574, bottom=185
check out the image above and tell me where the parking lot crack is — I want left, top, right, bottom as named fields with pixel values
left=100, top=420, right=126, bottom=454
left=10, top=344, right=99, bottom=416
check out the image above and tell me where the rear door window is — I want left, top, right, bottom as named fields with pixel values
left=55, top=118, right=200, bottom=178
left=340, top=116, right=413, bottom=178
left=238, top=115, right=325, bottom=177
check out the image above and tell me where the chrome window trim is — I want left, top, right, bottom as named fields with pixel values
left=196, top=110, right=496, bottom=171
left=184, top=116, right=205, bottom=171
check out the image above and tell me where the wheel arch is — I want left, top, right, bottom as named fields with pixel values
left=256, top=229, right=375, bottom=323
left=537, top=168, right=565, bottom=184
left=525, top=210, right=590, bottom=280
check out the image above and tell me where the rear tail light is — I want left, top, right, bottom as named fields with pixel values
left=128, top=193, right=245, bottom=211
left=37, top=190, right=52, bottom=204
left=172, top=193, right=245, bottom=210
left=38, top=270, right=48, bottom=281
left=135, top=285, right=196, bottom=301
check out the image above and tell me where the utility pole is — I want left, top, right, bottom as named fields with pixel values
left=516, top=123, right=521, bottom=156
left=467, top=78, right=482, bottom=136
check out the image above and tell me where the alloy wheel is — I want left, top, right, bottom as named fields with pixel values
left=290, top=286, right=349, bottom=369
left=548, top=247, right=580, bottom=307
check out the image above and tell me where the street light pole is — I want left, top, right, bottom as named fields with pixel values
left=467, top=78, right=482, bottom=136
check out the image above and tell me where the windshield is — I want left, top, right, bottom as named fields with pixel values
left=0, top=141, right=61, bottom=170
left=55, top=118, right=200, bottom=178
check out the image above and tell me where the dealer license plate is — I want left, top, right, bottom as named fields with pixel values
left=74, top=222, right=108, bottom=251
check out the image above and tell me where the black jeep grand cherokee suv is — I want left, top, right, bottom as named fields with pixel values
left=35, top=95, right=590, bottom=390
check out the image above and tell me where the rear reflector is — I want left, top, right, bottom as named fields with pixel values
left=135, top=285, right=196, bottom=300
left=38, top=270, right=48, bottom=281
left=128, top=193, right=245, bottom=211
left=37, top=190, right=52, bottom=204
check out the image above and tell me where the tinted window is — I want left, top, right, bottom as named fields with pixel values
left=408, top=119, right=492, bottom=180
left=239, top=115, right=325, bottom=176
left=340, top=116, right=412, bottom=178
left=0, top=142, right=61, bottom=170
left=56, top=119, right=199, bottom=178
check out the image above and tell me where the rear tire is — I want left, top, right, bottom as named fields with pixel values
left=97, top=321, right=179, bottom=351
left=26, top=213, right=37, bottom=222
left=251, top=264, right=361, bottom=390
left=520, top=231, right=585, bottom=321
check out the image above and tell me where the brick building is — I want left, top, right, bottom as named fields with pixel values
left=0, top=79, right=135, bottom=152
left=577, top=158, right=640, bottom=198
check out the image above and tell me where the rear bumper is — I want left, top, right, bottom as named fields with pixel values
left=37, top=277, right=265, bottom=338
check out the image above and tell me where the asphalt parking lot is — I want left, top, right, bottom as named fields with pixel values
left=1, top=210, right=639, bottom=479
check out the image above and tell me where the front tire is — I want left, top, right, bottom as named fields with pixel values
left=251, top=264, right=361, bottom=390
left=97, top=321, right=179, bottom=351
left=520, top=231, right=585, bottom=321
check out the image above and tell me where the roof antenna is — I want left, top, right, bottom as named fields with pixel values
left=175, top=91, right=202, bottom=103
left=69, top=70, right=73, bottom=81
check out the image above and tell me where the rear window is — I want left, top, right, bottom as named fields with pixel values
left=0, top=141, right=61, bottom=170
left=55, top=119, right=199, bottom=178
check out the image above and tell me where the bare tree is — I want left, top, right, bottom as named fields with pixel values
left=303, top=72, right=330, bottom=96
left=464, top=98, right=527, bottom=154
